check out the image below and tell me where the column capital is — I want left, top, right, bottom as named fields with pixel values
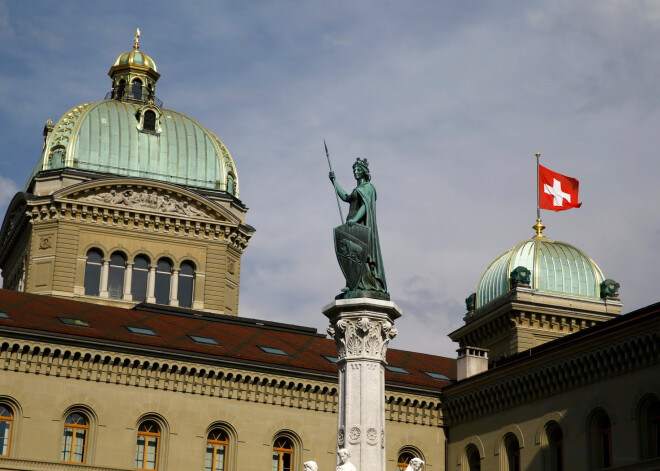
left=324, top=298, right=401, bottom=363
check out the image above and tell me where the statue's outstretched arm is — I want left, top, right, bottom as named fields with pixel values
left=329, top=171, right=350, bottom=202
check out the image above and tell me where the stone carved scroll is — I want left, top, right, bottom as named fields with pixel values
left=327, top=317, right=398, bottom=361
left=80, top=189, right=209, bottom=218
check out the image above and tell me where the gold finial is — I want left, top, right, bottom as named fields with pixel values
left=134, top=28, right=141, bottom=50
left=535, top=152, right=541, bottom=158
left=533, top=218, right=546, bottom=238
left=47, top=119, right=52, bottom=125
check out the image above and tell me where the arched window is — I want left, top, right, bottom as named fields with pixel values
left=638, top=396, right=660, bottom=459
left=652, top=402, right=660, bottom=459
left=154, top=258, right=172, bottom=305
left=466, top=444, right=481, bottom=471
left=108, top=252, right=126, bottom=299
left=143, top=110, right=156, bottom=131
left=84, top=249, right=103, bottom=296
left=545, top=422, right=564, bottom=471
left=589, top=410, right=612, bottom=469
left=397, top=451, right=415, bottom=470
left=504, top=435, right=521, bottom=471
left=272, top=437, right=293, bottom=471
left=132, top=78, right=143, bottom=100
left=206, top=429, right=228, bottom=471
left=178, top=261, right=195, bottom=308
left=116, top=79, right=125, bottom=99
left=61, top=412, right=88, bottom=463
left=135, top=420, right=160, bottom=470
left=132, top=255, right=150, bottom=302
left=0, top=405, right=13, bottom=457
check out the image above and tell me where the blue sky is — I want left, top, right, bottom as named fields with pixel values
left=1, top=1, right=659, bottom=357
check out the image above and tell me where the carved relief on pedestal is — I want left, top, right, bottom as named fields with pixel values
left=79, top=188, right=209, bottom=218
left=348, top=426, right=361, bottom=444
left=366, top=427, right=378, bottom=446
left=327, top=317, right=398, bottom=361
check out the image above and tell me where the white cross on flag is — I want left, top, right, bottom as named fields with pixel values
left=539, top=165, right=582, bottom=212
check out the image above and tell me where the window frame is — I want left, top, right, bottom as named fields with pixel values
left=205, top=428, right=228, bottom=471
left=61, top=412, right=89, bottom=463
left=587, top=408, right=613, bottom=470
left=177, top=261, right=195, bottom=308
left=272, top=437, right=293, bottom=471
left=0, top=404, right=13, bottom=457
left=84, top=249, right=104, bottom=296
left=135, top=420, right=161, bottom=470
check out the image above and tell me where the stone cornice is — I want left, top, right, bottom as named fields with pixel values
left=441, top=316, right=660, bottom=426
left=23, top=197, right=250, bottom=253
left=0, top=334, right=443, bottom=428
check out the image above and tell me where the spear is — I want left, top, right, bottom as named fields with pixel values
left=324, top=140, right=344, bottom=224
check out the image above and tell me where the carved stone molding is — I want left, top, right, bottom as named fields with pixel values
left=327, top=317, right=397, bottom=362
left=79, top=188, right=209, bottom=218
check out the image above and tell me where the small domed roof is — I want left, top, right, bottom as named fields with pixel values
left=114, top=50, right=157, bottom=72
left=476, top=237, right=605, bottom=309
left=29, top=100, right=238, bottom=195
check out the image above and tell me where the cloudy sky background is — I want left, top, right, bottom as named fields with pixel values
left=1, top=1, right=659, bottom=358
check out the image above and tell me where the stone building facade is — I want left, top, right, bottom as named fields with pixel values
left=0, top=35, right=659, bottom=471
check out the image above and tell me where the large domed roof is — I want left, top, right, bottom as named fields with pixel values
left=476, top=237, right=605, bottom=309
left=29, top=100, right=238, bottom=195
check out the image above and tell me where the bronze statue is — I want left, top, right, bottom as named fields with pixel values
left=329, top=157, right=388, bottom=300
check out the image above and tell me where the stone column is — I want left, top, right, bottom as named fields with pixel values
left=146, top=265, right=157, bottom=304
left=99, top=259, right=110, bottom=298
left=122, top=262, right=134, bottom=301
left=323, top=298, right=401, bottom=471
left=169, top=268, right=179, bottom=307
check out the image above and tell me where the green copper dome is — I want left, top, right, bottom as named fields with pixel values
left=476, top=237, right=605, bottom=309
left=114, top=50, right=157, bottom=71
left=30, top=100, right=239, bottom=195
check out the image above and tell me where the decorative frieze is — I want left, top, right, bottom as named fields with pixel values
left=443, top=328, right=660, bottom=425
left=0, top=337, right=441, bottom=427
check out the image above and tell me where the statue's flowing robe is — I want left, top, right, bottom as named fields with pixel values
left=347, top=182, right=387, bottom=293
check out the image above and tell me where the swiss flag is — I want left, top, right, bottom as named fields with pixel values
left=539, top=165, right=582, bottom=211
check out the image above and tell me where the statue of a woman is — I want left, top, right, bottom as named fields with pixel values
left=329, top=158, right=388, bottom=299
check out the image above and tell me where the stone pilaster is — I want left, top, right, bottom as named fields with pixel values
left=323, top=298, right=402, bottom=471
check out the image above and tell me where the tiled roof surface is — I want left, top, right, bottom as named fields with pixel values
left=0, top=289, right=455, bottom=390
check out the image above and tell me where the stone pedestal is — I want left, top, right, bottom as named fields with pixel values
left=323, top=298, right=402, bottom=471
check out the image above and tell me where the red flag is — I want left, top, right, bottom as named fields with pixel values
left=539, top=165, right=582, bottom=212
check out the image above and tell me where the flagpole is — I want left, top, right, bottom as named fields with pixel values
left=533, top=152, right=545, bottom=238
left=536, top=152, right=540, bottom=221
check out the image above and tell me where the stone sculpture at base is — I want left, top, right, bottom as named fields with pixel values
left=336, top=449, right=356, bottom=471
left=304, top=461, right=319, bottom=471
left=405, top=457, right=424, bottom=471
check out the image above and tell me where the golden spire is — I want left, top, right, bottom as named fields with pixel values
left=533, top=218, right=545, bottom=238
left=134, top=28, right=141, bottom=50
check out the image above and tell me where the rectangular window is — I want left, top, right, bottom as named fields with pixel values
left=260, top=346, right=288, bottom=356
left=127, top=326, right=157, bottom=336
left=385, top=365, right=409, bottom=374
left=59, top=317, right=91, bottom=327
left=423, top=371, right=451, bottom=381
left=190, top=335, right=219, bottom=346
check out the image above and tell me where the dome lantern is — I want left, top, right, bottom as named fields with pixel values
left=108, top=28, right=161, bottom=106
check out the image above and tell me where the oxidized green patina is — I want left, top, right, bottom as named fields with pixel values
left=329, top=158, right=389, bottom=300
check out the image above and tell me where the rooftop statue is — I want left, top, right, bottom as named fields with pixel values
left=329, top=157, right=389, bottom=301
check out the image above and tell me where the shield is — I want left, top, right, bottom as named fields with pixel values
left=334, top=223, right=371, bottom=290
